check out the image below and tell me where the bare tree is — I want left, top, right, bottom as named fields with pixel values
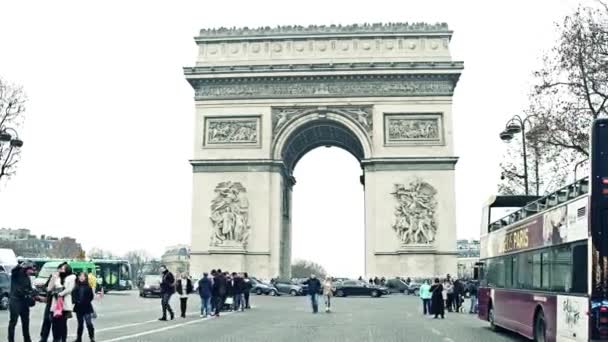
left=291, top=259, right=327, bottom=279
left=50, top=237, right=84, bottom=259
left=124, top=250, right=152, bottom=280
left=0, top=78, right=27, bottom=185
left=500, top=3, right=607, bottom=194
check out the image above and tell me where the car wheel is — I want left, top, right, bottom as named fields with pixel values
left=534, top=310, right=546, bottom=342
left=269, top=290, right=277, bottom=296
left=336, top=290, right=345, bottom=297
left=289, top=289, right=298, bottom=296
left=371, top=290, right=379, bottom=297
left=413, top=289, right=419, bottom=297
left=255, top=288, right=263, bottom=295
left=0, top=295, right=8, bottom=310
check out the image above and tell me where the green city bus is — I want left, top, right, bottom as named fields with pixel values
left=92, top=259, right=132, bottom=292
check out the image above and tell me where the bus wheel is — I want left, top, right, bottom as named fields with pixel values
left=489, top=305, right=501, bottom=331
left=534, top=310, right=546, bottom=342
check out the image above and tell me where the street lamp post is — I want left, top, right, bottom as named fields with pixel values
left=0, top=127, right=24, bottom=179
left=499, top=115, right=539, bottom=196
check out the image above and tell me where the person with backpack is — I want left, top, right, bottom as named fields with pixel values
left=8, top=261, right=36, bottom=342
left=197, top=273, right=212, bottom=318
left=158, top=265, right=175, bottom=321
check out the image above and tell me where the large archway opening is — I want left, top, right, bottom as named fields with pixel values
left=276, top=117, right=369, bottom=278
left=291, top=146, right=365, bottom=278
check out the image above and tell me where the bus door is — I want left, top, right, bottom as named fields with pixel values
left=590, top=118, right=608, bottom=340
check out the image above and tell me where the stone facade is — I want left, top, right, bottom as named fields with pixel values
left=185, top=23, right=462, bottom=280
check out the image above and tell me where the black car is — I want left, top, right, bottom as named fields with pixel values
left=250, top=278, right=279, bottom=296
left=272, top=279, right=304, bottom=296
left=139, top=275, right=162, bottom=298
left=333, top=280, right=388, bottom=297
left=0, top=272, right=9, bottom=310
left=385, top=278, right=408, bottom=294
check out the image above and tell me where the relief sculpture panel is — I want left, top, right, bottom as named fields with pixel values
left=391, top=179, right=438, bottom=245
left=210, top=181, right=251, bottom=248
left=204, top=116, right=260, bottom=147
left=384, top=113, right=443, bottom=145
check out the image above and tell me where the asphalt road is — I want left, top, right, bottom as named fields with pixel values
left=0, top=291, right=528, bottom=342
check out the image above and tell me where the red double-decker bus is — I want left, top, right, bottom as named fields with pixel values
left=476, top=118, right=608, bottom=341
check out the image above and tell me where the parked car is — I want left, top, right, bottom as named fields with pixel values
left=385, top=278, right=408, bottom=294
left=405, top=282, right=422, bottom=296
left=272, top=279, right=305, bottom=296
left=250, top=278, right=279, bottom=296
left=139, top=275, right=162, bottom=298
left=333, top=280, right=388, bottom=297
left=0, top=272, right=10, bottom=310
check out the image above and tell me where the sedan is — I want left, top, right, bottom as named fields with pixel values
left=272, top=280, right=304, bottom=296
left=250, top=278, right=279, bottom=296
left=139, top=275, right=162, bottom=298
left=333, top=280, right=388, bottom=297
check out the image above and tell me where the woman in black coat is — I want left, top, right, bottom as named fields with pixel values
left=430, top=277, right=445, bottom=319
left=72, top=272, right=95, bottom=342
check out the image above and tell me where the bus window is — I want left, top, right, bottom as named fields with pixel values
left=551, top=245, right=572, bottom=292
left=505, top=256, right=513, bottom=287
left=572, top=243, right=588, bottom=294
left=532, top=253, right=542, bottom=289
left=541, top=251, right=551, bottom=290
left=517, top=252, right=532, bottom=289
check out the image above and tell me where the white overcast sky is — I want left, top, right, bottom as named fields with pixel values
left=0, top=0, right=586, bottom=277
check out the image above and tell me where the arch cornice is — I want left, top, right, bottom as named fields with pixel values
left=271, top=109, right=373, bottom=172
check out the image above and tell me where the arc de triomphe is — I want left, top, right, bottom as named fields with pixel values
left=184, top=23, right=462, bottom=279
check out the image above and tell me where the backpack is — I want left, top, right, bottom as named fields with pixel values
left=88, top=274, right=97, bottom=290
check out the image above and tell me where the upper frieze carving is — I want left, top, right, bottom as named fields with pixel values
left=197, top=23, right=450, bottom=39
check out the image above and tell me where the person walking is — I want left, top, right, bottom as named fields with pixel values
left=209, top=270, right=216, bottom=313
left=48, top=262, right=76, bottom=342
left=197, top=273, right=212, bottom=318
left=444, top=279, right=454, bottom=312
left=322, top=276, right=334, bottom=313
left=468, top=281, right=478, bottom=314
left=419, top=280, right=432, bottom=315
left=72, top=272, right=95, bottom=342
left=8, top=261, right=35, bottom=342
left=158, top=265, right=175, bottom=321
left=453, top=278, right=464, bottom=313
left=243, top=272, right=252, bottom=309
left=303, top=274, right=321, bottom=314
left=175, top=273, right=193, bottom=318
left=430, top=278, right=445, bottom=319
left=232, top=273, right=245, bottom=312
left=212, top=269, right=227, bottom=317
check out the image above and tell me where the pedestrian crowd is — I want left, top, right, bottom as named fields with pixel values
left=8, top=260, right=102, bottom=342
left=418, top=274, right=478, bottom=319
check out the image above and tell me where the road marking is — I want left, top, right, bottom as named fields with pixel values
left=443, top=338, right=455, bottom=342
left=406, top=312, right=412, bottom=318
left=430, top=328, right=442, bottom=335
left=98, top=311, right=236, bottom=342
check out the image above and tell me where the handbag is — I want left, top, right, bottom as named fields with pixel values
left=53, top=297, right=64, bottom=318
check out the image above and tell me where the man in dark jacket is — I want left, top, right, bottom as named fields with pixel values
left=197, top=273, right=212, bottom=317
left=8, top=261, right=35, bottom=342
left=243, top=272, right=252, bottom=309
left=232, top=272, right=245, bottom=312
left=158, top=265, right=175, bottom=321
left=212, top=269, right=227, bottom=317
left=303, top=274, right=321, bottom=313
left=453, top=279, right=465, bottom=312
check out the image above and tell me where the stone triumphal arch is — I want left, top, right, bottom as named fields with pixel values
left=185, top=23, right=463, bottom=279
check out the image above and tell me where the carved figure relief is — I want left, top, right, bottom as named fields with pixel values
left=384, top=114, right=443, bottom=145
left=271, top=106, right=373, bottom=138
left=391, top=180, right=438, bottom=245
left=210, top=181, right=250, bottom=247
left=205, top=117, right=259, bottom=145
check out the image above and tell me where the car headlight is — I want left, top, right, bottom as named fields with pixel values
left=144, top=285, right=150, bottom=289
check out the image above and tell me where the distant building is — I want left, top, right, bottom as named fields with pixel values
left=161, top=245, right=190, bottom=275
left=0, top=228, right=77, bottom=258
left=457, top=239, right=480, bottom=279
